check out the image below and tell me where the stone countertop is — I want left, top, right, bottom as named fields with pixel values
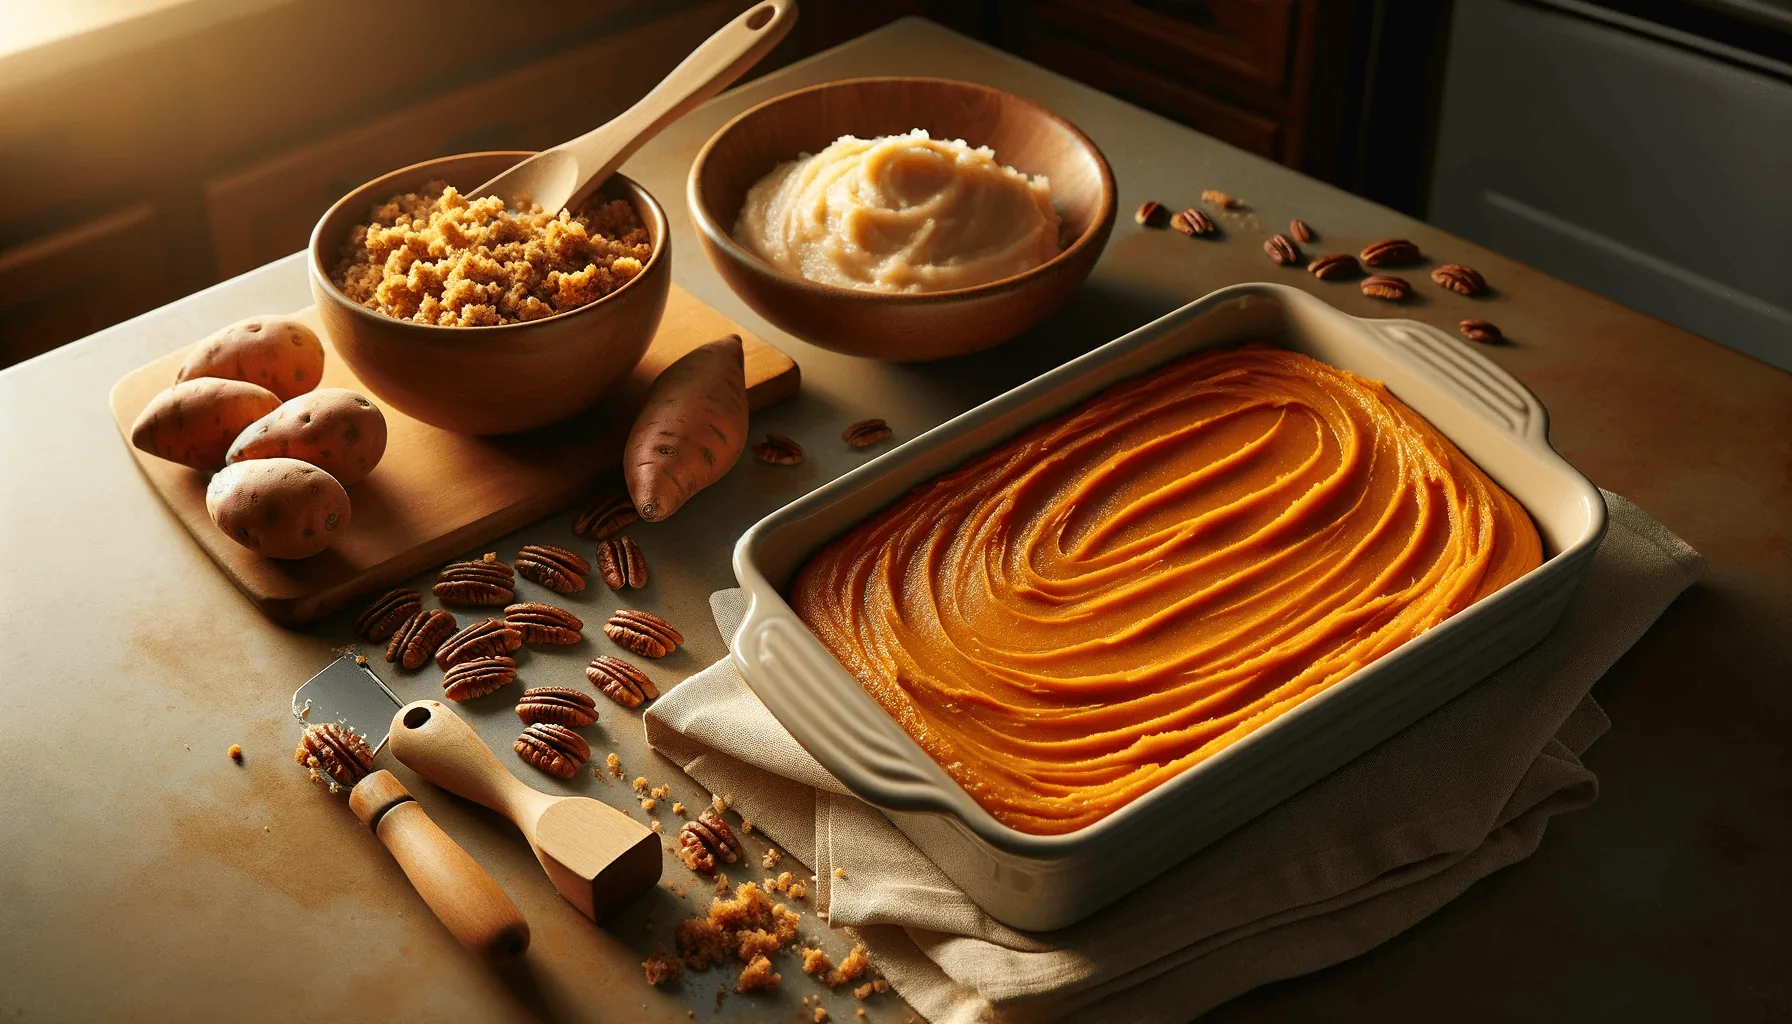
left=0, top=17, right=1786, bottom=1023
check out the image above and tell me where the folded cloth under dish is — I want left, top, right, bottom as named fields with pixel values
left=644, top=491, right=1703, bottom=1024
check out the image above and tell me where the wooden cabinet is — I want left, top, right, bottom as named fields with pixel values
left=0, top=203, right=169, bottom=365
left=1001, top=0, right=1363, bottom=180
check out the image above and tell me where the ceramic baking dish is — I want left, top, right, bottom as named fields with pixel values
left=730, top=283, right=1606, bottom=931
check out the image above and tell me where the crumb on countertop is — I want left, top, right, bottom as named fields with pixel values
left=228, top=744, right=243, bottom=763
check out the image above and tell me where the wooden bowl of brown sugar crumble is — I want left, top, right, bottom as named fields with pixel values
left=308, top=151, right=670, bottom=436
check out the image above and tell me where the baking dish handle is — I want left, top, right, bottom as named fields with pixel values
left=734, top=599, right=981, bottom=818
left=1358, top=317, right=1550, bottom=447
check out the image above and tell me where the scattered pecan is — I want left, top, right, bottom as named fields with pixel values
left=1432, top=264, right=1487, bottom=296
left=386, top=609, right=456, bottom=670
left=1290, top=219, right=1314, bottom=243
left=1460, top=319, right=1504, bottom=344
left=433, top=554, right=515, bottom=606
left=604, top=610, right=683, bottom=659
left=1263, top=233, right=1302, bottom=266
left=514, top=723, right=590, bottom=779
left=1169, top=207, right=1215, bottom=237
left=514, top=543, right=590, bottom=594
left=1201, top=189, right=1241, bottom=209
left=294, top=722, right=374, bottom=790
left=442, top=656, right=517, bottom=702
left=1361, top=274, right=1411, bottom=301
left=843, top=419, right=892, bottom=448
left=1134, top=200, right=1167, bottom=227
left=752, top=433, right=803, bottom=465
left=1360, top=238, right=1421, bottom=267
left=677, top=809, right=744, bottom=873
left=353, top=588, right=420, bottom=642
left=597, top=536, right=649, bottom=590
left=436, top=617, right=523, bottom=669
left=586, top=655, right=659, bottom=708
left=516, top=686, right=599, bottom=728
left=572, top=491, right=640, bottom=541
left=1308, top=253, right=1360, bottom=281
left=504, top=601, right=584, bottom=645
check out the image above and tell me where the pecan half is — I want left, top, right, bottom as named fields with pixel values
left=586, top=655, right=659, bottom=708
left=1263, top=233, right=1302, bottom=266
left=1460, top=319, right=1504, bottom=344
left=433, top=554, right=515, bottom=606
left=386, top=609, right=456, bottom=670
left=516, top=686, right=599, bottom=727
left=752, top=433, right=803, bottom=465
left=597, top=536, right=648, bottom=590
left=572, top=491, right=640, bottom=541
left=1431, top=264, right=1487, bottom=296
left=843, top=419, right=892, bottom=448
left=1360, top=238, right=1422, bottom=267
left=514, top=543, right=590, bottom=594
left=515, top=723, right=590, bottom=779
left=294, top=722, right=374, bottom=790
left=442, top=656, right=517, bottom=702
left=604, top=610, right=683, bottom=659
left=436, top=617, right=523, bottom=669
left=1201, top=189, right=1241, bottom=209
left=1134, top=200, right=1167, bottom=227
left=353, top=588, right=420, bottom=642
left=1361, top=274, right=1411, bottom=301
left=1169, top=207, right=1215, bottom=237
left=677, top=809, right=743, bottom=873
left=504, top=601, right=584, bottom=645
left=1308, top=253, right=1360, bottom=281
left=1290, top=219, right=1314, bottom=243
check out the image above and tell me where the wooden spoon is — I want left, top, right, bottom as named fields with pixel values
left=475, top=0, right=797, bottom=215
left=386, top=700, right=662, bottom=922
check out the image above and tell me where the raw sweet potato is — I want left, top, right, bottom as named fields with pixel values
left=623, top=335, right=747, bottom=521
left=177, top=315, right=324, bottom=400
left=226, top=388, right=388, bottom=485
left=206, top=458, right=350, bottom=559
left=130, top=378, right=282, bottom=470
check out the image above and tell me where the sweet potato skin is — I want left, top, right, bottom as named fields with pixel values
left=177, top=315, right=324, bottom=400
left=226, top=388, right=388, bottom=485
left=205, top=458, right=350, bottom=559
left=130, top=378, right=282, bottom=470
left=624, top=335, right=747, bottom=521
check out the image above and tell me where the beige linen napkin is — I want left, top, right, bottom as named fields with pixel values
left=645, top=491, right=1703, bottom=1023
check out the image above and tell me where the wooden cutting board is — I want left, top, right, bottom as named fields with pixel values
left=108, top=283, right=798, bottom=626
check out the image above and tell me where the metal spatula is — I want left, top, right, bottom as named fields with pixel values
left=293, top=656, right=529, bottom=963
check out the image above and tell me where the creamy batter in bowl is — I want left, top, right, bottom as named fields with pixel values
left=733, top=130, right=1062, bottom=293
left=686, top=76, right=1117, bottom=360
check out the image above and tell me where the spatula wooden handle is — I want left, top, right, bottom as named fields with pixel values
left=349, top=770, right=530, bottom=964
left=385, top=700, right=547, bottom=823
left=557, top=0, right=797, bottom=211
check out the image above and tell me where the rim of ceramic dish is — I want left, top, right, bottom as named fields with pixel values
left=687, top=76, right=1117, bottom=304
left=307, top=151, right=669, bottom=336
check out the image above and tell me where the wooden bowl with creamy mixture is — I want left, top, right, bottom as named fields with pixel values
left=309, top=151, right=669, bottom=435
left=688, top=78, right=1116, bottom=361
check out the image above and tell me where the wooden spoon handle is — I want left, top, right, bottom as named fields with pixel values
left=559, top=0, right=797, bottom=211
left=349, top=770, right=530, bottom=964
left=386, top=700, right=544, bottom=827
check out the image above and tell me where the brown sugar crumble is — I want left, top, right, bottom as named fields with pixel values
left=227, top=744, right=244, bottom=763
left=606, top=752, right=623, bottom=777
left=642, top=949, right=684, bottom=986
left=676, top=882, right=804, bottom=993
left=736, top=954, right=780, bottom=993
left=332, top=183, right=651, bottom=327
left=762, top=847, right=782, bottom=869
left=822, top=944, right=871, bottom=988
